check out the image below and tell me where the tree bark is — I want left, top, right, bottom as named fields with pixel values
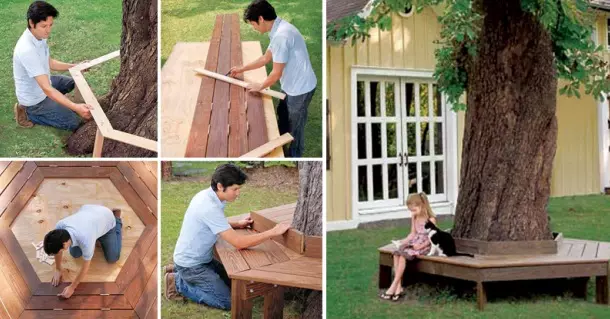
left=452, top=0, right=556, bottom=241
left=66, top=0, right=157, bottom=157
left=290, top=161, right=322, bottom=319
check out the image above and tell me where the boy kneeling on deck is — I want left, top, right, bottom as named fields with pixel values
left=43, top=205, right=123, bottom=299
left=164, top=164, right=290, bottom=310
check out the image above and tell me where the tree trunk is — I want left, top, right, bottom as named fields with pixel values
left=161, top=161, right=172, bottom=180
left=66, top=0, right=157, bottom=157
left=452, top=0, right=556, bottom=241
left=289, top=161, right=322, bottom=318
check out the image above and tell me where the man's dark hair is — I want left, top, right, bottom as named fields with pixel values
left=243, top=0, right=277, bottom=23
left=211, top=164, right=248, bottom=191
left=27, top=1, right=59, bottom=29
left=43, top=229, right=70, bottom=255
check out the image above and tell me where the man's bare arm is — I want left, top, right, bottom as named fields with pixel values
left=49, top=58, right=75, bottom=72
left=219, top=223, right=290, bottom=250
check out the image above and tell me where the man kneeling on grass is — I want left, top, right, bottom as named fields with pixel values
left=13, top=1, right=92, bottom=130
left=43, top=205, right=122, bottom=299
left=164, top=164, right=291, bottom=310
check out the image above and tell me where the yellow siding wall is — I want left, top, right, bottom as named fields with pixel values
left=328, top=9, right=603, bottom=222
left=326, top=9, right=440, bottom=222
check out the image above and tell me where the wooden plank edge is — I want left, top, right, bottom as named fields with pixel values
left=240, top=133, right=293, bottom=158
left=194, top=68, right=286, bottom=100
left=69, top=50, right=120, bottom=72
left=105, top=130, right=157, bottom=152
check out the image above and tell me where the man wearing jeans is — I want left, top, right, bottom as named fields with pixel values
left=165, top=164, right=290, bottom=309
left=13, top=1, right=91, bottom=130
left=43, top=205, right=122, bottom=299
left=230, top=0, right=317, bottom=157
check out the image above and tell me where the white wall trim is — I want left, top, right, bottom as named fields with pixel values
left=598, top=94, right=610, bottom=190
left=326, top=220, right=360, bottom=232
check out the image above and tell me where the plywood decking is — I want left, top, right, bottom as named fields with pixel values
left=378, top=238, right=610, bottom=310
left=216, top=204, right=322, bottom=318
left=161, top=13, right=284, bottom=158
left=0, top=161, right=158, bottom=318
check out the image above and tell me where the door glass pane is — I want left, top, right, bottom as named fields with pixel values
left=435, top=161, right=444, bottom=194
left=405, top=83, right=415, bottom=117
left=370, top=82, right=381, bottom=117
left=388, top=164, right=398, bottom=199
left=407, top=162, right=417, bottom=194
left=372, top=123, right=382, bottom=158
left=422, top=162, right=431, bottom=195
left=387, top=123, right=397, bottom=157
left=373, top=164, right=383, bottom=200
left=419, top=83, right=429, bottom=117
left=357, top=124, right=366, bottom=159
left=421, top=122, right=430, bottom=156
left=407, top=123, right=416, bottom=156
left=434, top=123, right=443, bottom=156
left=357, top=81, right=365, bottom=117
left=358, top=166, right=368, bottom=201
left=433, top=84, right=442, bottom=116
left=386, top=82, right=395, bottom=116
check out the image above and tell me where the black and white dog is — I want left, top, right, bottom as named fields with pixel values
left=424, top=220, right=472, bottom=257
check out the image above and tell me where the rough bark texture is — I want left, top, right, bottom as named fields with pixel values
left=452, top=0, right=556, bottom=241
left=290, top=161, right=322, bottom=319
left=66, top=0, right=157, bottom=157
left=161, top=161, right=172, bottom=180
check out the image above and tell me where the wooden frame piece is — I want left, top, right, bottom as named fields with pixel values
left=68, top=51, right=158, bottom=157
left=240, top=133, right=293, bottom=158
left=0, top=161, right=158, bottom=317
left=194, top=68, right=286, bottom=100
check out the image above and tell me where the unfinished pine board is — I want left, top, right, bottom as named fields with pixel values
left=105, top=130, right=157, bottom=152
left=161, top=42, right=208, bottom=156
left=71, top=50, right=120, bottom=72
left=11, top=179, right=145, bottom=283
left=195, top=68, right=286, bottom=101
left=69, top=70, right=113, bottom=135
left=240, top=133, right=293, bottom=158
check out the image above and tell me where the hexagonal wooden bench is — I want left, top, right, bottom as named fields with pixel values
left=0, top=161, right=158, bottom=319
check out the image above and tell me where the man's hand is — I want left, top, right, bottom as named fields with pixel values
left=51, top=270, right=62, bottom=286
left=58, top=284, right=75, bottom=299
left=271, top=223, right=291, bottom=236
left=236, top=216, right=253, bottom=229
left=246, top=82, right=264, bottom=92
left=74, top=103, right=92, bottom=120
left=229, top=66, right=244, bottom=77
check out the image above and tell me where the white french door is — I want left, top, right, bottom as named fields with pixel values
left=353, top=75, right=449, bottom=213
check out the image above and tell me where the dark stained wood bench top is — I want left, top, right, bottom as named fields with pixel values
left=215, top=204, right=322, bottom=291
left=379, top=238, right=610, bottom=269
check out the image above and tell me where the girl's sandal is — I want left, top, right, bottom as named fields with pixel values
left=391, top=291, right=405, bottom=301
left=379, top=292, right=394, bottom=300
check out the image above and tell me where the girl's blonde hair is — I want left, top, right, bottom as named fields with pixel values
left=406, top=192, right=436, bottom=219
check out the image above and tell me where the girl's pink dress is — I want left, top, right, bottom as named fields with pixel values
left=393, top=218, right=431, bottom=260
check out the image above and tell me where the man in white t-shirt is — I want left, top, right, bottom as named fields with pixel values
left=230, top=0, right=317, bottom=157
left=43, top=205, right=122, bottom=299
left=12, top=1, right=91, bottom=130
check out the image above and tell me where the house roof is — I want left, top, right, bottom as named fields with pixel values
left=327, top=0, right=371, bottom=22
left=327, top=0, right=610, bottom=23
left=591, top=0, right=610, bottom=10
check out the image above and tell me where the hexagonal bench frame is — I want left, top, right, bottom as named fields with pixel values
left=0, top=161, right=158, bottom=319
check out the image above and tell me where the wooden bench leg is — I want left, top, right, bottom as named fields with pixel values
left=232, top=280, right=253, bottom=319
left=476, top=281, right=486, bottom=311
left=379, top=264, right=392, bottom=289
left=263, top=286, right=284, bottom=318
left=596, top=275, right=609, bottom=304
left=572, top=277, right=589, bottom=300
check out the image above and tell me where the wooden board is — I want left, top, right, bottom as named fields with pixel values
left=240, top=133, right=293, bottom=158
left=228, top=13, right=248, bottom=157
left=69, top=70, right=113, bottom=136
left=215, top=237, right=250, bottom=275
left=34, top=282, right=122, bottom=296
left=0, top=168, right=44, bottom=227
left=37, top=167, right=116, bottom=178
left=19, top=310, right=137, bottom=318
left=251, top=211, right=304, bottom=254
left=35, top=162, right=120, bottom=167
left=116, top=163, right=157, bottom=217
left=11, top=179, right=145, bottom=283
left=0, top=162, right=37, bottom=219
left=0, top=238, right=30, bottom=316
left=104, top=130, right=157, bottom=153
left=161, top=42, right=209, bottom=156
left=185, top=15, right=223, bottom=157
left=304, top=236, right=322, bottom=259
left=26, top=295, right=132, bottom=310
left=0, top=227, right=41, bottom=293
left=109, top=171, right=156, bottom=227
left=0, top=162, right=25, bottom=196
left=232, top=269, right=321, bottom=291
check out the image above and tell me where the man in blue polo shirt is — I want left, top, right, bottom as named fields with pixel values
left=230, top=0, right=317, bottom=158
left=43, top=205, right=122, bottom=299
left=164, top=164, right=291, bottom=310
left=13, top=1, right=92, bottom=130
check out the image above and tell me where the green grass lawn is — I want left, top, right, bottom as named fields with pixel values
left=0, top=0, right=121, bottom=157
left=161, top=0, right=323, bottom=158
left=161, top=167, right=301, bottom=318
left=327, top=195, right=610, bottom=319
